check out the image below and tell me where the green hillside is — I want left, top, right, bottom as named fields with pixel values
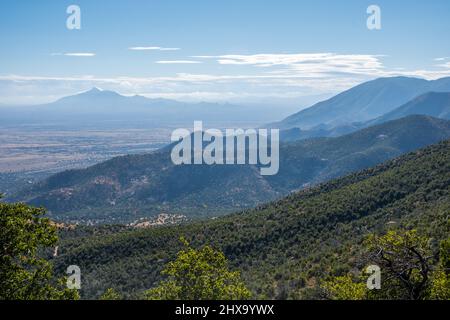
left=52, top=139, right=450, bottom=299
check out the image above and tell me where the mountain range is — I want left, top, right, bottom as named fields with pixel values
left=368, top=91, right=450, bottom=125
left=271, top=76, right=450, bottom=130
left=11, top=115, right=450, bottom=223
left=280, top=91, right=450, bottom=142
left=0, top=88, right=298, bottom=126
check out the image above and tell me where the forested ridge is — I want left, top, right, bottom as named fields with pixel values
left=11, top=115, right=450, bottom=223
left=51, top=139, right=450, bottom=299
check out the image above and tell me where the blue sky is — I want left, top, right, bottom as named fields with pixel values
left=0, top=0, right=449, bottom=105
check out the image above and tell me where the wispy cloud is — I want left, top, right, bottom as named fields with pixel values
left=129, top=46, right=180, bottom=51
left=438, top=62, right=450, bottom=68
left=65, top=53, right=96, bottom=57
left=434, top=57, right=450, bottom=61
left=194, top=53, right=385, bottom=77
left=156, top=60, right=202, bottom=64
left=51, top=52, right=96, bottom=57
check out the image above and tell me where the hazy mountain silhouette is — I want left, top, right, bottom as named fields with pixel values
left=0, top=88, right=295, bottom=126
left=271, top=76, right=450, bottom=130
left=280, top=91, right=450, bottom=142
left=368, top=91, right=450, bottom=125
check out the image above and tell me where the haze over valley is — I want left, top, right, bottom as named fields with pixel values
left=3, top=76, right=450, bottom=225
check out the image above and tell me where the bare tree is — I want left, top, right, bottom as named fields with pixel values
left=365, top=230, right=435, bottom=300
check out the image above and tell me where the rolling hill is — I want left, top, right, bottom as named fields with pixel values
left=52, top=139, right=450, bottom=299
left=11, top=115, right=450, bottom=223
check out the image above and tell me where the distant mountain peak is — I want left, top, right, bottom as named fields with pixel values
left=73, top=87, right=124, bottom=99
left=87, top=87, right=103, bottom=93
left=83, top=87, right=117, bottom=95
left=49, top=87, right=127, bottom=108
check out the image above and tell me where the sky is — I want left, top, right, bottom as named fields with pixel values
left=0, top=0, right=449, bottom=105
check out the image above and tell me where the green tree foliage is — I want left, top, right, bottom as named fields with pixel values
left=323, top=230, right=450, bottom=300
left=429, top=238, right=450, bottom=300
left=145, top=239, right=251, bottom=300
left=322, top=274, right=367, bottom=300
left=0, top=195, right=78, bottom=300
left=99, top=288, right=121, bottom=300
